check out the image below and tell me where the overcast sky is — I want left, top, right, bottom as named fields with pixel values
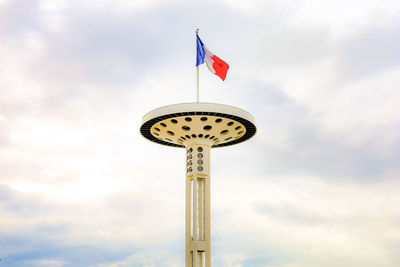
left=0, top=0, right=399, bottom=266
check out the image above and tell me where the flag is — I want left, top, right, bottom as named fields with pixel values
left=196, top=34, right=229, bottom=81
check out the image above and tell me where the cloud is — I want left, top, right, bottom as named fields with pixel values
left=0, top=0, right=399, bottom=266
left=210, top=176, right=400, bottom=267
left=336, top=21, right=400, bottom=80
left=0, top=184, right=185, bottom=266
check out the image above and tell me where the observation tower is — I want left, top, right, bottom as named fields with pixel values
left=140, top=102, right=256, bottom=266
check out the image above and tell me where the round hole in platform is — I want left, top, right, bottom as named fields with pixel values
left=198, top=134, right=203, bottom=138
left=191, top=134, right=197, bottom=138
left=238, top=131, right=244, bottom=135
left=171, top=119, right=178, bottom=124
left=153, top=132, right=159, bottom=136
left=165, top=138, right=172, bottom=141
left=235, top=126, right=242, bottom=130
left=204, top=134, right=210, bottom=138
left=197, top=147, right=203, bottom=152
left=198, top=153, right=203, bottom=158
left=200, top=117, right=208, bottom=121
left=225, top=137, right=232, bottom=141
left=188, top=148, right=193, bottom=153
left=185, top=117, right=192, bottom=122
left=185, top=135, right=191, bottom=139
left=154, top=127, right=160, bottom=131
left=167, top=131, right=175, bottom=136
left=182, top=126, right=190, bottom=131
left=227, top=121, right=234, bottom=126
left=160, top=123, right=167, bottom=127
left=198, top=159, right=203, bottom=165
left=181, top=136, right=186, bottom=140
left=215, top=118, right=222, bottom=123
left=210, top=136, right=215, bottom=140
left=221, top=130, right=229, bottom=135
left=203, top=125, right=212, bottom=131
left=198, top=166, right=203, bottom=171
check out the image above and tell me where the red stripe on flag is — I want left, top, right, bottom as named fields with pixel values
left=211, top=55, right=229, bottom=81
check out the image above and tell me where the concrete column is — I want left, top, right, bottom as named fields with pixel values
left=185, top=141, right=211, bottom=267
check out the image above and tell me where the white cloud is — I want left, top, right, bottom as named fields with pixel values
left=24, top=258, right=68, bottom=267
left=0, top=0, right=399, bottom=266
left=211, top=175, right=400, bottom=266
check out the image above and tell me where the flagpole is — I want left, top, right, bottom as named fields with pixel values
left=197, top=66, right=199, bottom=102
left=196, top=28, right=200, bottom=102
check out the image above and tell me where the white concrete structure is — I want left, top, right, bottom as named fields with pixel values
left=140, top=102, right=256, bottom=267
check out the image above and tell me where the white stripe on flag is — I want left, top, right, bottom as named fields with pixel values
left=203, top=47, right=216, bottom=74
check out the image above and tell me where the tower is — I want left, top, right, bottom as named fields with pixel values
left=140, top=102, right=256, bottom=266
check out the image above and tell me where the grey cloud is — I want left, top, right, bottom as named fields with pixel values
left=0, top=0, right=290, bottom=88
left=0, top=184, right=56, bottom=215
left=252, top=26, right=332, bottom=69
left=218, top=78, right=399, bottom=182
left=1, top=0, right=399, bottom=266
left=253, top=202, right=329, bottom=225
left=0, top=0, right=41, bottom=37
left=0, top=0, right=267, bottom=124
left=212, top=257, right=274, bottom=267
left=255, top=115, right=396, bottom=182
left=5, top=0, right=251, bottom=84
left=338, top=22, right=400, bottom=80
left=0, top=185, right=184, bottom=266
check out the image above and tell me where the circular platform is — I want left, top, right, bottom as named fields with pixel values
left=140, top=102, right=256, bottom=148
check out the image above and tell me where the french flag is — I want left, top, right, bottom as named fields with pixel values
left=196, top=34, right=229, bottom=81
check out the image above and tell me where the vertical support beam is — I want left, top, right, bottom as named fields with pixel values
left=186, top=143, right=211, bottom=267
left=192, top=167, right=198, bottom=267
left=199, top=178, right=204, bottom=240
left=185, top=170, right=192, bottom=267
left=205, top=161, right=211, bottom=266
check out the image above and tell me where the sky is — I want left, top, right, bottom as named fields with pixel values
left=0, top=0, right=399, bottom=266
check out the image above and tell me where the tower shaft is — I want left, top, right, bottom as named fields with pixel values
left=186, top=143, right=211, bottom=267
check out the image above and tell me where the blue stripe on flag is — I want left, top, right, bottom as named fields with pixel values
left=196, top=35, right=205, bottom=66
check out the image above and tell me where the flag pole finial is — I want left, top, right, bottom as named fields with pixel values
left=196, top=28, right=199, bottom=35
